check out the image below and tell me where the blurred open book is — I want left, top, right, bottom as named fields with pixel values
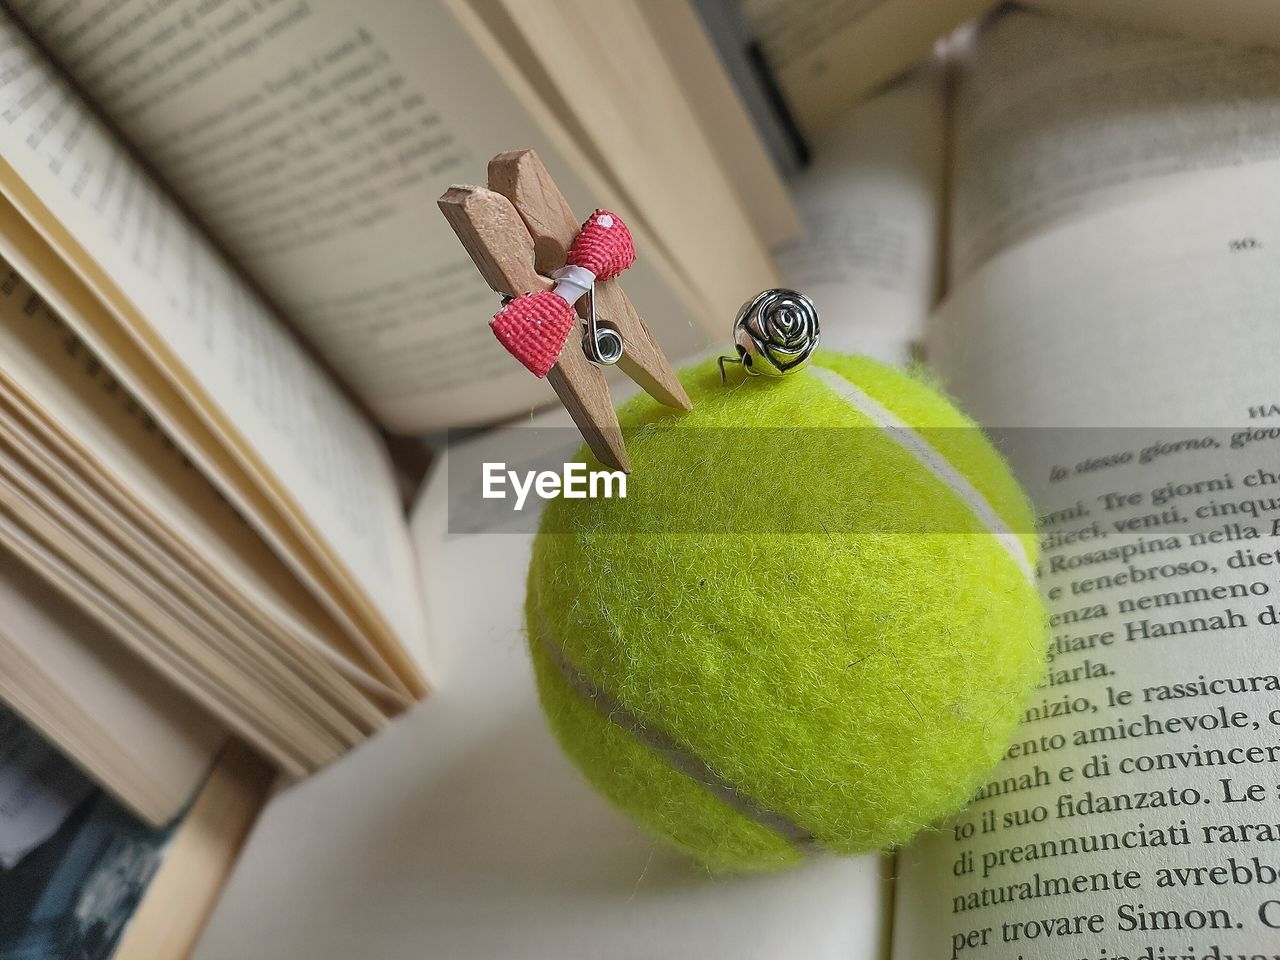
left=5, top=0, right=1280, bottom=958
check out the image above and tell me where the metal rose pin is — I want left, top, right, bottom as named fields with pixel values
left=718, top=289, right=821, bottom=381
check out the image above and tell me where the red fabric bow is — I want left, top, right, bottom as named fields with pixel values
left=490, top=210, right=635, bottom=377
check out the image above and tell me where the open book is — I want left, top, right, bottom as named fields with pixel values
left=188, top=9, right=1280, bottom=959
left=0, top=0, right=796, bottom=834
left=743, top=0, right=1280, bottom=140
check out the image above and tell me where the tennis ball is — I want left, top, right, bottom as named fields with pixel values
left=526, top=352, right=1046, bottom=872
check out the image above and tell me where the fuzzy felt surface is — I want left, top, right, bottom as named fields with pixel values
left=526, top=352, right=1047, bottom=871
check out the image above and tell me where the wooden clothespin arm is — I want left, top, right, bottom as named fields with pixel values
left=437, top=185, right=630, bottom=472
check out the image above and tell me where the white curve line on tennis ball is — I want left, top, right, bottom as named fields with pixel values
left=808, top=364, right=1034, bottom=582
left=533, top=607, right=820, bottom=851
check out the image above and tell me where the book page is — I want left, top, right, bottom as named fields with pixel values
left=1026, top=0, right=1280, bottom=52
left=6, top=0, right=707, bottom=432
left=0, top=541, right=223, bottom=827
left=741, top=0, right=993, bottom=135
left=773, top=67, right=944, bottom=365
left=191, top=432, right=892, bottom=960
left=951, top=8, right=1280, bottom=284
left=0, top=18, right=427, bottom=685
left=0, top=258, right=401, bottom=718
left=893, top=161, right=1280, bottom=957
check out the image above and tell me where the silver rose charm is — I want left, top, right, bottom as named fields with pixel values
left=719, top=289, right=820, bottom=380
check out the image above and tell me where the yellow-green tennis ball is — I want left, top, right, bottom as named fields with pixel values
left=526, top=352, right=1046, bottom=872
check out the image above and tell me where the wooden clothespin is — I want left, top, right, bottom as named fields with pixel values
left=438, top=149, right=691, bottom=473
